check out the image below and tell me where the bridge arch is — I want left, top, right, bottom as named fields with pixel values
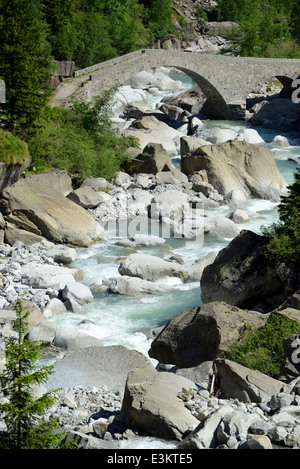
left=117, top=57, right=229, bottom=119
left=74, top=49, right=300, bottom=120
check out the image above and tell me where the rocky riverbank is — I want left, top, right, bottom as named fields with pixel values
left=1, top=67, right=300, bottom=450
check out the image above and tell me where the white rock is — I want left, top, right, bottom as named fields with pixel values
left=131, top=234, right=165, bottom=247
left=46, top=245, right=77, bottom=264
left=180, top=405, right=234, bottom=448
left=227, top=209, right=251, bottom=224
left=149, top=190, right=190, bottom=223
left=19, top=262, right=79, bottom=290
left=272, top=135, right=290, bottom=147
left=62, top=282, right=94, bottom=306
left=204, top=216, right=240, bottom=239
left=43, top=298, right=67, bottom=318
left=224, top=189, right=248, bottom=208
left=201, top=127, right=238, bottom=144
left=54, top=327, right=103, bottom=350
left=237, top=128, right=264, bottom=144
left=118, top=253, right=188, bottom=282
left=102, top=276, right=175, bottom=296
left=190, top=117, right=204, bottom=136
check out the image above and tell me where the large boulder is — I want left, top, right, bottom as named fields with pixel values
left=214, top=359, right=292, bottom=403
left=181, top=140, right=287, bottom=202
left=180, top=136, right=212, bottom=158
left=200, top=230, right=284, bottom=309
left=121, top=365, right=199, bottom=441
left=148, top=301, right=267, bottom=368
left=161, top=86, right=207, bottom=115
left=130, top=142, right=172, bottom=174
left=5, top=300, right=57, bottom=345
left=179, top=405, right=235, bottom=449
left=200, top=127, right=238, bottom=144
left=45, top=345, right=154, bottom=393
left=54, top=327, right=104, bottom=351
left=67, top=186, right=110, bottom=209
left=0, top=170, right=104, bottom=247
left=18, top=262, right=82, bottom=290
left=62, top=281, right=94, bottom=313
left=122, top=120, right=181, bottom=155
left=251, top=98, right=300, bottom=130
left=101, top=276, right=175, bottom=296
left=46, top=244, right=77, bottom=265
left=118, top=253, right=188, bottom=282
left=149, top=190, right=191, bottom=225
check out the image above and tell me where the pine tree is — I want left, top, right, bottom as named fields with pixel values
left=263, top=168, right=300, bottom=262
left=145, top=0, right=175, bottom=39
left=0, top=0, right=54, bottom=133
left=0, top=299, right=71, bottom=449
left=42, top=0, right=77, bottom=61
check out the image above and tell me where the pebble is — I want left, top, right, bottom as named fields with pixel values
left=179, top=387, right=300, bottom=449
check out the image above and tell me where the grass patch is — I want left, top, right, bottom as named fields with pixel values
left=0, top=129, right=31, bottom=165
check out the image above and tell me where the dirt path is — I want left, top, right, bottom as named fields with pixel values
left=48, top=75, right=88, bottom=108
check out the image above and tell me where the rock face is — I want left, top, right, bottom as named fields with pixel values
left=0, top=170, right=104, bottom=247
left=0, top=128, right=32, bottom=191
left=0, top=158, right=31, bottom=192
left=130, top=142, right=172, bottom=174
left=200, top=230, right=284, bottom=309
left=181, top=140, right=287, bottom=202
left=148, top=301, right=267, bottom=368
left=160, top=86, right=207, bottom=114
left=121, top=365, right=199, bottom=441
left=250, top=97, right=300, bottom=130
left=214, top=359, right=292, bottom=403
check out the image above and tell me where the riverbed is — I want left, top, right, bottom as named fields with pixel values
left=48, top=69, right=300, bottom=448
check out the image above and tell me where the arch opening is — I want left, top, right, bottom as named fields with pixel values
left=120, top=64, right=232, bottom=120
left=245, top=74, right=300, bottom=130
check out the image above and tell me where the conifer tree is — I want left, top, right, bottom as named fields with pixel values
left=0, top=300, right=71, bottom=449
left=263, top=168, right=300, bottom=262
left=0, top=0, right=54, bottom=133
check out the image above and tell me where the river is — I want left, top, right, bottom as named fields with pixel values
left=49, top=69, right=300, bottom=449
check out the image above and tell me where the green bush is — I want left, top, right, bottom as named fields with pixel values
left=228, top=312, right=300, bottom=378
left=28, top=94, right=139, bottom=183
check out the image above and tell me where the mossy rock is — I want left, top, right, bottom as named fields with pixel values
left=0, top=128, right=31, bottom=165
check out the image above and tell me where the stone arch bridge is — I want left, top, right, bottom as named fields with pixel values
left=73, top=49, right=300, bottom=120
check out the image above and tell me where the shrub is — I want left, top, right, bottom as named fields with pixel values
left=28, top=93, right=138, bottom=183
left=228, top=312, right=300, bottom=378
left=0, top=129, right=31, bottom=165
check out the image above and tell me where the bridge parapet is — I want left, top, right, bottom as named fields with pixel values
left=74, top=49, right=300, bottom=120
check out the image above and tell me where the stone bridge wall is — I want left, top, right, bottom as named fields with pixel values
left=73, top=49, right=300, bottom=119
